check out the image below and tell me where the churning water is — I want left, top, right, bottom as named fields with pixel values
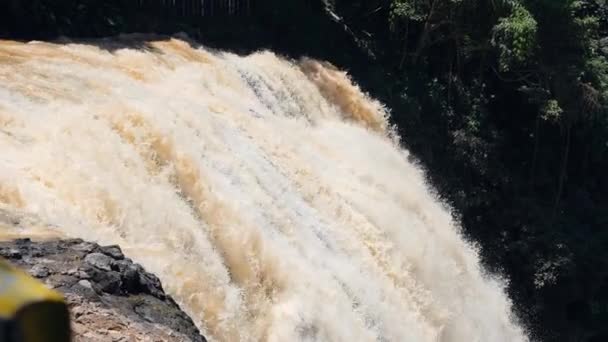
left=0, top=36, right=527, bottom=341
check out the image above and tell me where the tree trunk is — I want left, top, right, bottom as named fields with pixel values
left=399, top=22, right=409, bottom=69
left=412, top=23, right=431, bottom=64
left=412, top=0, right=438, bottom=64
left=552, top=123, right=571, bottom=221
left=529, top=114, right=541, bottom=189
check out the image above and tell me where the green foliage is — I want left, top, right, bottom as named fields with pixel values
left=541, top=99, right=564, bottom=122
left=344, top=1, right=608, bottom=340
left=389, top=0, right=427, bottom=26
left=492, top=3, right=538, bottom=71
left=586, top=56, right=608, bottom=100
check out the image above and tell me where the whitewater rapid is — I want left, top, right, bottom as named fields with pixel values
left=0, top=36, right=527, bottom=341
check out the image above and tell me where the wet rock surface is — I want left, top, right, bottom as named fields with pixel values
left=0, top=238, right=206, bottom=342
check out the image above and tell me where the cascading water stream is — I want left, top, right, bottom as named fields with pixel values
left=0, top=36, right=527, bottom=341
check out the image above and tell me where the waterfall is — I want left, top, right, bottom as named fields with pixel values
left=0, top=36, right=527, bottom=342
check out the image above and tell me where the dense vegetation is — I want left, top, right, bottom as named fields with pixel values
left=2, top=1, right=607, bottom=340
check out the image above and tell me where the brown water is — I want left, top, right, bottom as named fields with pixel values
left=0, top=37, right=527, bottom=342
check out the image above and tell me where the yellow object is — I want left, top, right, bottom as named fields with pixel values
left=0, top=258, right=70, bottom=342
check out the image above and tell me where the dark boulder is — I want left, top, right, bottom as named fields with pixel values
left=0, top=238, right=206, bottom=342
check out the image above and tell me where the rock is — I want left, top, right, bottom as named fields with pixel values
left=114, top=259, right=131, bottom=273
left=47, top=274, right=79, bottom=289
left=29, top=264, right=50, bottom=278
left=120, top=264, right=141, bottom=293
left=99, top=245, right=124, bottom=260
left=15, top=238, right=32, bottom=245
left=66, top=268, right=79, bottom=276
left=72, top=241, right=97, bottom=253
left=137, top=268, right=165, bottom=299
left=0, top=247, right=22, bottom=259
left=89, top=268, right=122, bottom=294
left=78, top=280, right=93, bottom=289
left=76, top=267, right=92, bottom=280
left=84, top=252, right=115, bottom=271
left=0, top=238, right=205, bottom=342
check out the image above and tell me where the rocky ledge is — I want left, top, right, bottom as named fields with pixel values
left=0, top=238, right=206, bottom=342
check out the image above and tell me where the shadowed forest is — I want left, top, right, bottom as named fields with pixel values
left=1, top=1, right=607, bottom=341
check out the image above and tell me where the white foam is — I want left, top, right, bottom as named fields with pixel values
left=0, top=38, right=527, bottom=342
